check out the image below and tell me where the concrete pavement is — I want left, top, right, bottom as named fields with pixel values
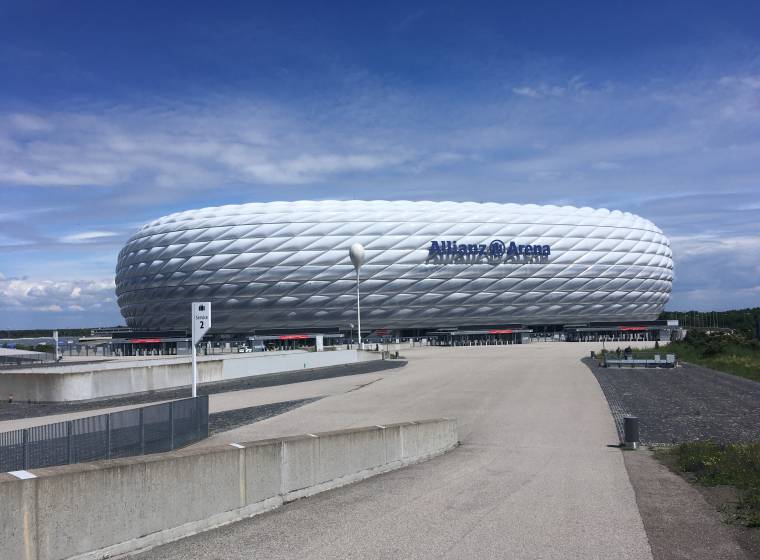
left=0, top=370, right=388, bottom=432
left=136, top=342, right=654, bottom=559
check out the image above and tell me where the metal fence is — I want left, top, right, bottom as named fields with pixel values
left=0, top=396, right=209, bottom=472
left=0, top=351, right=57, bottom=366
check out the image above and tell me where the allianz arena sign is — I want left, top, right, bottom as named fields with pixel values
left=428, top=239, right=551, bottom=262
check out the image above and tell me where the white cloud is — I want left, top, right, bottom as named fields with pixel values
left=0, top=73, right=755, bottom=201
left=61, top=231, right=117, bottom=243
left=668, top=235, right=760, bottom=258
left=512, top=85, right=565, bottom=99
left=718, top=75, right=760, bottom=89
left=8, top=113, right=52, bottom=132
left=0, top=103, right=439, bottom=189
left=0, top=276, right=116, bottom=313
left=511, top=77, right=593, bottom=100
left=219, top=150, right=413, bottom=184
left=666, top=234, right=760, bottom=310
left=33, top=304, right=63, bottom=312
left=512, top=87, right=542, bottom=98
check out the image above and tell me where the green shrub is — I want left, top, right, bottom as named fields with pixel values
left=702, top=337, right=726, bottom=356
left=609, top=332, right=760, bottom=382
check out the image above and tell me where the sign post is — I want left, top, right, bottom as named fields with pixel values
left=191, top=302, right=211, bottom=398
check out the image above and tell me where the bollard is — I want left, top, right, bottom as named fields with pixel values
left=623, top=416, right=640, bottom=449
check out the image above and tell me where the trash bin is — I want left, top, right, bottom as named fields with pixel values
left=623, top=416, right=640, bottom=449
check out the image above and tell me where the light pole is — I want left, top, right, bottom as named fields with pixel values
left=349, top=243, right=365, bottom=349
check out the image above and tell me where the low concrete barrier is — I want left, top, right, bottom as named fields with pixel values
left=0, top=349, right=380, bottom=402
left=0, top=418, right=458, bottom=560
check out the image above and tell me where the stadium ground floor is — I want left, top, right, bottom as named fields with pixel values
left=76, top=319, right=681, bottom=357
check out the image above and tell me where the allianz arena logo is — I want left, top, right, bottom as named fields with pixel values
left=427, top=240, right=551, bottom=264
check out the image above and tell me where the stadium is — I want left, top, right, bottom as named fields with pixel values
left=114, top=200, right=673, bottom=341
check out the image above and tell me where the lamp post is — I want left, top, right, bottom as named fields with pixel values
left=349, top=243, right=365, bottom=349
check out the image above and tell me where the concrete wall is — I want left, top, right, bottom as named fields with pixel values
left=0, top=418, right=457, bottom=560
left=0, top=349, right=380, bottom=402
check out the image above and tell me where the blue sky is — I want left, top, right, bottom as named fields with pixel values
left=1, top=1, right=759, bottom=328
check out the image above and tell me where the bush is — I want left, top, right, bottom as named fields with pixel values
left=598, top=330, right=760, bottom=382
left=702, top=337, right=726, bottom=356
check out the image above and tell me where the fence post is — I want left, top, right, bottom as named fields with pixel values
left=67, top=421, right=73, bottom=464
left=22, top=428, right=29, bottom=470
left=195, top=397, right=201, bottom=441
left=106, top=414, right=111, bottom=459
left=139, top=407, right=145, bottom=455
left=169, top=402, right=175, bottom=450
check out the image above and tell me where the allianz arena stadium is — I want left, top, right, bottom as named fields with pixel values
left=115, top=200, right=673, bottom=333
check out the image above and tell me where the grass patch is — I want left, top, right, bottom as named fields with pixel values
left=656, top=341, right=759, bottom=382
left=598, top=331, right=760, bottom=382
left=659, top=442, right=760, bottom=527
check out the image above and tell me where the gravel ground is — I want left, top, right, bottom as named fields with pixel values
left=0, top=359, right=405, bottom=421
left=208, top=397, right=322, bottom=435
left=584, top=358, right=760, bottom=444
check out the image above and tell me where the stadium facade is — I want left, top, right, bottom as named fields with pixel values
left=115, top=200, right=673, bottom=333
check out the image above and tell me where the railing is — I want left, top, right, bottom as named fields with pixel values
left=0, top=396, right=208, bottom=472
left=0, top=352, right=57, bottom=366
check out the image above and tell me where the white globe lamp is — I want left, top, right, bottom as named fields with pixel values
left=349, top=243, right=365, bottom=348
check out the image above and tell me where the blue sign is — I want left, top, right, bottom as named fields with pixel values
left=428, top=240, right=551, bottom=261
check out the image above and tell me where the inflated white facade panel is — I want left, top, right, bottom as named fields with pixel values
left=115, top=200, right=673, bottom=332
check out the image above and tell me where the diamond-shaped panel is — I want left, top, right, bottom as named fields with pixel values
left=115, top=200, right=673, bottom=332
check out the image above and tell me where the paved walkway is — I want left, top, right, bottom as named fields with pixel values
left=137, top=343, right=653, bottom=559
left=624, top=449, right=756, bottom=560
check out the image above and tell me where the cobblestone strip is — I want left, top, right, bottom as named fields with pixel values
left=583, top=358, right=760, bottom=445
left=208, top=397, right=322, bottom=435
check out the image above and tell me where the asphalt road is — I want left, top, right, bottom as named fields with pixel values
left=135, top=343, right=653, bottom=560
